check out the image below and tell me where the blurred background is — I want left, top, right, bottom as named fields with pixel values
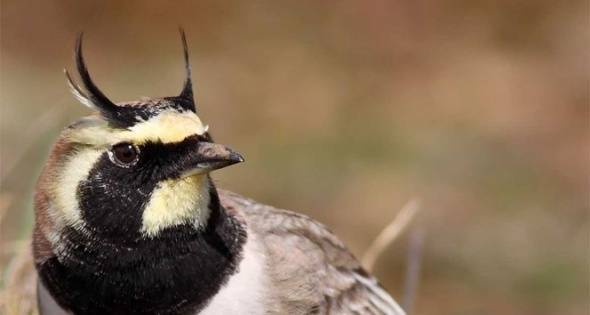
left=1, top=1, right=588, bottom=314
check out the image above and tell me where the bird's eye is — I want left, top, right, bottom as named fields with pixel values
left=108, top=142, right=140, bottom=167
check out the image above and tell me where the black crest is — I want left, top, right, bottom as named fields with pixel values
left=178, top=28, right=195, bottom=104
left=65, top=30, right=197, bottom=129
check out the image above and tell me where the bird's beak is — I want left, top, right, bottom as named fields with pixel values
left=181, top=142, right=244, bottom=177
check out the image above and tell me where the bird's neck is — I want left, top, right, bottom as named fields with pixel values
left=37, top=187, right=247, bottom=315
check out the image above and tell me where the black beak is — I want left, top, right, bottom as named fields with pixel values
left=181, top=142, right=244, bottom=177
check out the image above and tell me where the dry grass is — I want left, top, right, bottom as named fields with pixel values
left=362, top=199, right=420, bottom=272
left=0, top=248, right=37, bottom=315
left=0, top=198, right=37, bottom=315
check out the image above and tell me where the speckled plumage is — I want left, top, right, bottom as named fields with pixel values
left=220, top=190, right=405, bottom=315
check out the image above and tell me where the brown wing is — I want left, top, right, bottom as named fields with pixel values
left=220, top=190, right=406, bottom=315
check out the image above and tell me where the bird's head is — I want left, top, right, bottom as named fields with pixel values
left=36, top=31, right=243, bottom=245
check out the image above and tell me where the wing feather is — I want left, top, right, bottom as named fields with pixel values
left=220, top=190, right=405, bottom=315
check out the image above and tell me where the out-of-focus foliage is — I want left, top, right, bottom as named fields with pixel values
left=1, top=1, right=588, bottom=314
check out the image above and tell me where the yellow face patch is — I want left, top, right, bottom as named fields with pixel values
left=65, top=110, right=208, bottom=147
left=141, top=174, right=211, bottom=237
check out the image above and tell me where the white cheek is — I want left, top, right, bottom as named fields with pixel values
left=52, top=149, right=103, bottom=230
left=140, top=175, right=211, bottom=237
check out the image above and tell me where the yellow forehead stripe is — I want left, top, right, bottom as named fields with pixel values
left=66, top=110, right=208, bottom=146
left=123, top=111, right=208, bottom=144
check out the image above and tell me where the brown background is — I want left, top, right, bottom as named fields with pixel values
left=1, top=1, right=588, bottom=314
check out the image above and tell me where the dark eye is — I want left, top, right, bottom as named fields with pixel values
left=109, top=142, right=140, bottom=167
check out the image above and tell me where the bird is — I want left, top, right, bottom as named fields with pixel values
left=32, top=30, right=406, bottom=315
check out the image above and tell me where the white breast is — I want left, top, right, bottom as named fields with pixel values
left=199, top=231, right=268, bottom=315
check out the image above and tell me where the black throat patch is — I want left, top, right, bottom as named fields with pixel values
left=37, top=188, right=247, bottom=315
